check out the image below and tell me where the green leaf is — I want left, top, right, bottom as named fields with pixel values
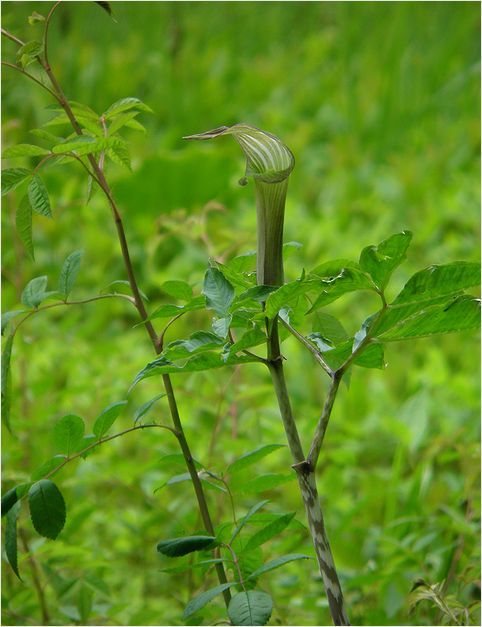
left=247, top=554, right=311, bottom=580
left=212, top=315, right=233, bottom=339
left=6, top=502, right=21, bottom=580
left=104, top=97, right=153, bottom=119
left=228, top=590, right=273, bottom=626
left=311, top=312, right=348, bottom=346
left=28, top=11, right=45, bottom=24
left=392, top=261, right=480, bottom=305
left=163, top=331, right=225, bottom=361
left=215, top=259, right=254, bottom=288
left=183, top=582, right=237, bottom=619
left=107, top=138, right=131, bottom=170
left=228, top=445, right=285, bottom=474
left=265, top=279, right=317, bottom=320
left=156, top=535, right=216, bottom=557
left=124, top=118, right=147, bottom=133
left=203, top=267, right=235, bottom=315
left=2, top=333, right=14, bottom=431
left=243, top=512, right=295, bottom=552
left=317, top=338, right=385, bottom=370
left=94, top=1, right=114, bottom=18
left=378, top=295, right=481, bottom=341
left=307, top=263, right=376, bottom=311
left=133, top=352, right=257, bottom=384
left=230, top=500, right=270, bottom=544
left=133, top=394, right=166, bottom=425
left=235, top=285, right=278, bottom=306
left=21, top=276, right=48, bottom=308
left=31, top=456, right=67, bottom=482
left=148, top=295, right=205, bottom=320
left=58, top=250, right=83, bottom=298
left=234, top=473, right=295, bottom=494
left=2, top=484, right=30, bottom=517
left=160, top=280, right=193, bottom=302
left=1, top=310, right=25, bottom=335
left=103, top=279, right=149, bottom=302
left=227, top=327, right=266, bottom=356
left=93, top=400, right=127, bottom=438
left=16, top=40, right=43, bottom=67
left=28, top=480, right=66, bottom=539
left=2, top=144, right=50, bottom=158
left=53, top=415, right=85, bottom=456
left=359, top=231, right=412, bottom=291
left=1, top=168, right=31, bottom=195
left=28, top=174, right=52, bottom=217
left=108, top=111, right=139, bottom=135
left=52, top=136, right=113, bottom=157
left=16, top=197, right=34, bottom=260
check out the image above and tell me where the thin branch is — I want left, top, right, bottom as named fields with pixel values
left=19, top=529, right=50, bottom=625
left=13, top=293, right=136, bottom=335
left=1, top=61, right=61, bottom=101
left=280, top=318, right=333, bottom=377
left=1, top=27, right=24, bottom=46
left=307, top=373, right=341, bottom=469
left=43, top=1, right=62, bottom=70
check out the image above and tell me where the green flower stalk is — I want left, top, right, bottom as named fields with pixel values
left=184, top=124, right=294, bottom=286
left=185, top=124, right=350, bottom=626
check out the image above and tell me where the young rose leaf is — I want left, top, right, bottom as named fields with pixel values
left=16, top=40, right=43, bottom=67
left=247, top=553, right=311, bottom=580
left=157, top=535, right=216, bottom=557
left=228, top=590, right=273, bottom=627
left=359, top=231, right=412, bottom=291
left=108, top=111, right=139, bottom=135
left=203, top=267, right=235, bottom=315
left=243, top=512, right=295, bottom=552
left=28, top=480, right=66, bottom=539
left=58, top=250, right=83, bottom=298
left=228, top=445, right=285, bottom=474
left=16, top=197, right=34, bottom=260
left=28, top=174, right=52, bottom=217
left=2, top=144, right=50, bottom=158
left=53, top=415, right=85, bottom=456
left=393, top=261, right=480, bottom=305
left=21, top=276, right=48, bottom=308
left=6, top=502, right=22, bottom=580
left=107, top=138, right=131, bottom=170
left=104, top=97, right=153, bottom=119
left=28, top=11, right=45, bottom=24
left=183, top=582, right=237, bottom=619
left=2, top=333, right=14, bottom=431
left=93, top=400, right=127, bottom=439
left=1, top=310, right=26, bottom=336
left=1, top=168, right=31, bottom=195
left=31, top=456, right=67, bottom=482
left=52, top=136, right=112, bottom=156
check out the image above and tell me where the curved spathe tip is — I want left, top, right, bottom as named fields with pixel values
left=183, top=123, right=294, bottom=185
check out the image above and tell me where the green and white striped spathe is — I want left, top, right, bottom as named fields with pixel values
left=184, top=124, right=294, bottom=184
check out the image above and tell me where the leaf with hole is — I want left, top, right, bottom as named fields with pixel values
left=228, top=590, right=273, bottom=626
left=157, top=535, right=216, bottom=558
left=28, top=480, right=66, bottom=539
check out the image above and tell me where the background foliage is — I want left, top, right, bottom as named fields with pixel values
left=2, top=2, right=480, bottom=625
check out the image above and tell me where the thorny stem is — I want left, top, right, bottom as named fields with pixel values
left=3, top=10, right=231, bottom=606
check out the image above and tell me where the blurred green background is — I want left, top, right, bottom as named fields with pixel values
left=2, top=2, right=480, bottom=625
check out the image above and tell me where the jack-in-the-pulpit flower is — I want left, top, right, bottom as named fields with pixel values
left=184, top=124, right=295, bottom=287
